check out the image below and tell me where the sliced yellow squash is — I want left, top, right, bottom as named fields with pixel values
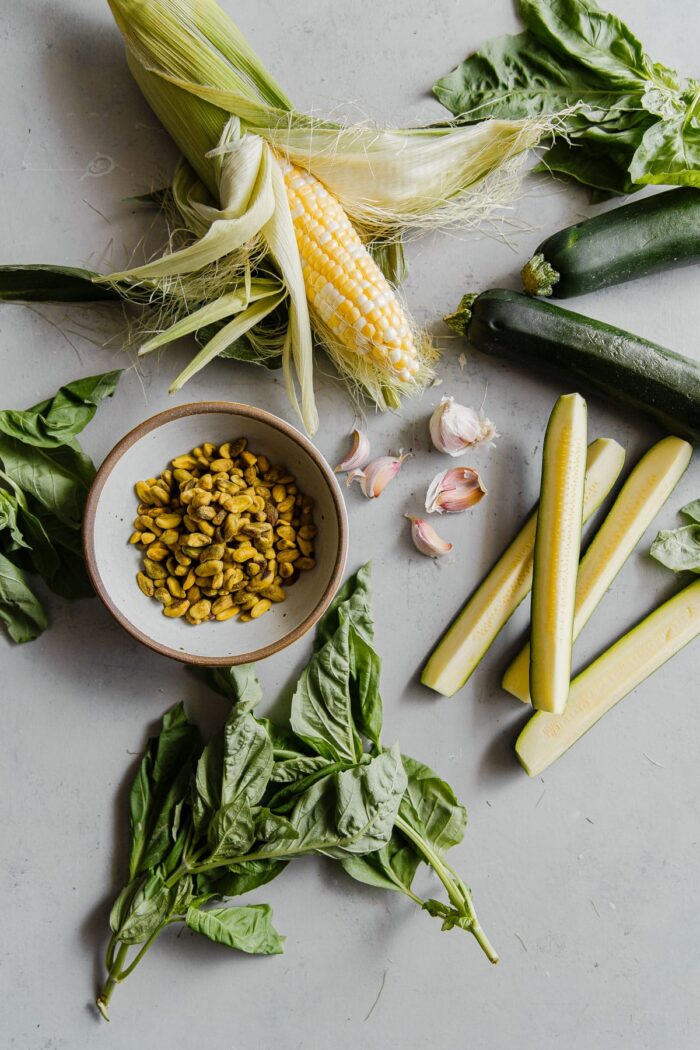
left=421, top=436, right=624, bottom=697
left=516, top=578, right=700, bottom=776
left=503, top=435, right=693, bottom=702
left=529, top=393, right=588, bottom=714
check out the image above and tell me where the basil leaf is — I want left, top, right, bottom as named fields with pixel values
left=207, top=797, right=256, bottom=861
left=536, top=137, right=639, bottom=195
left=341, top=755, right=467, bottom=897
left=118, top=872, right=171, bottom=945
left=0, top=264, right=121, bottom=303
left=341, top=836, right=421, bottom=895
left=274, top=746, right=406, bottom=859
left=109, top=880, right=140, bottom=936
left=434, top=30, right=624, bottom=121
left=192, top=732, right=224, bottom=836
left=650, top=525, right=700, bottom=574
left=0, top=370, right=121, bottom=448
left=291, top=617, right=363, bottom=763
left=314, top=562, right=374, bottom=650
left=192, top=663, right=264, bottom=707
left=221, top=706, right=273, bottom=807
left=129, top=702, right=202, bottom=879
left=629, top=114, right=700, bottom=188
left=398, top=755, right=467, bottom=853
left=253, top=807, right=299, bottom=843
left=196, top=859, right=288, bottom=899
left=346, top=619, right=382, bottom=750
left=265, top=758, right=348, bottom=814
left=0, top=491, right=28, bottom=550
left=185, top=904, right=284, bottom=955
left=0, top=436, right=90, bottom=527
left=269, top=755, right=330, bottom=784
left=0, top=551, right=47, bottom=643
left=682, top=499, right=700, bottom=524
left=193, top=703, right=273, bottom=835
left=519, top=0, right=656, bottom=88
left=329, top=744, right=407, bottom=856
left=18, top=508, right=93, bottom=599
left=171, top=874, right=195, bottom=917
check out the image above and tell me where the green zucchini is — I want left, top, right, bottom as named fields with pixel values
left=445, top=289, right=700, bottom=444
left=521, top=188, right=700, bottom=298
left=529, top=394, right=588, bottom=714
left=515, top=578, right=700, bottom=776
left=421, top=437, right=625, bottom=698
left=503, top=435, right=693, bottom=702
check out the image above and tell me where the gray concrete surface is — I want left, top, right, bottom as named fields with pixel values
left=1, top=1, right=699, bottom=1047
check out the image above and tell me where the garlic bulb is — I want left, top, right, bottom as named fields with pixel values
left=429, top=396, right=497, bottom=456
left=347, top=454, right=408, bottom=499
left=406, top=515, right=452, bottom=557
left=334, top=428, right=371, bottom=473
left=425, top=467, right=486, bottom=514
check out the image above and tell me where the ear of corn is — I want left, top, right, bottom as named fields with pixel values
left=282, top=162, right=423, bottom=405
left=102, top=0, right=558, bottom=431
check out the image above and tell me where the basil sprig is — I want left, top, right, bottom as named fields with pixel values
left=434, top=0, right=700, bottom=199
left=651, top=500, right=700, bottom=574
left=97, top=565, right=497, bottom=1020
left=0, top=371, right=121, bottom=642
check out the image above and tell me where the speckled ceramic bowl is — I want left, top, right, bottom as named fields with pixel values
left=83, top=402, right=348, bottom=665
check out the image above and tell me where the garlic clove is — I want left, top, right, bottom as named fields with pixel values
left=347, top=454, right=408, bottom=499
left=406, top=515, right=452, bottom=557
left=429, top=396, right=498, bottom=456
left=335, top=428, right=371, bottom=473
left=425, top=466, right=486, bottom=514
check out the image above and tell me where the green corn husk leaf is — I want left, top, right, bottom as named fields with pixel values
left=138, top=276, right=281, bottom=356
left=170, top=288, right=286, bottom=391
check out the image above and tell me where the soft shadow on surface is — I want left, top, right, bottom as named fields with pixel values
left=36, top=1, right=156, bottom=159
left=473, top=650, right=532, bottom=785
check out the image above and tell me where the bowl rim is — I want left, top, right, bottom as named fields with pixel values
left=83, top=401, right=349, bottom=665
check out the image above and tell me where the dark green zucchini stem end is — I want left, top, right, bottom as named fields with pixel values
left=521, top=253, right=560, bottom=297
left=444, top=293, right=479, bottom=336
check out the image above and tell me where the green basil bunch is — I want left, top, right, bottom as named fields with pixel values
left=98, top=566, right=497, bottom=1020
left=0, top=371, right=121, bottom=642
left=434, top=0, right=700, bottom=199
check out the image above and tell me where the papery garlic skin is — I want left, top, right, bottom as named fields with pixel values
left=334, top=428, right=371, bottom=473
left=429, top=396, right=497, bottom=456
left=406, top=515, right=452, bottom=557
left=425, top=466, right=486, bottom=514
left=347, top=454, right=408, bottom=499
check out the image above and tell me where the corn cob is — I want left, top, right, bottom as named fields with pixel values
left=281, top=161, right=419, bottom=383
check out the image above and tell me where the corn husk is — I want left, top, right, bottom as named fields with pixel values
left=104, top=0, right=556, bottom=432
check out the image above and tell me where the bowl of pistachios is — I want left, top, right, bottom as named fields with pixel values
left=83, top=402, right=348, bottom=664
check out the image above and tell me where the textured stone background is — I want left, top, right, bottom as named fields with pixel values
left=1, top=1, right=699, bottom=1047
